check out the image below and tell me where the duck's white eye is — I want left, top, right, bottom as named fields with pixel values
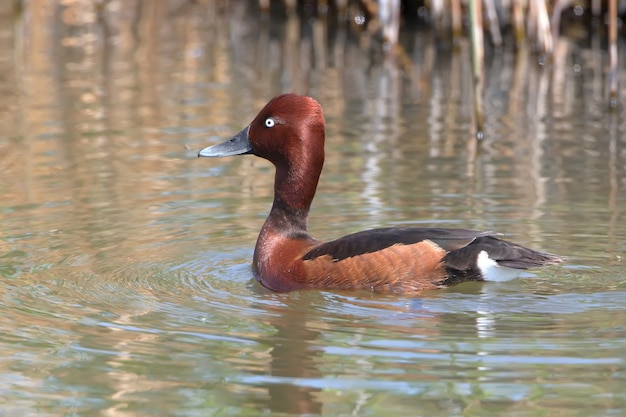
left=265, top=117, right=276, bottom=128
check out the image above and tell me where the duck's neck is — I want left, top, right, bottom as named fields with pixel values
left=266, top=160, right=321, bottom=237
left=252, top=160, right=321, bottom=278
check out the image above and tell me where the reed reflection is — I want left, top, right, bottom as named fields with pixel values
left=1, top=0, right=624, bottom=270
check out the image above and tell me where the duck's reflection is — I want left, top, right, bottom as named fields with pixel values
left=255, top=290, right=447, bottom=415
left=259, top=293, right=324, bottom=414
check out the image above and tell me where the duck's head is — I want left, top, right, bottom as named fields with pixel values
left=198, top=94, right=325, bottom=170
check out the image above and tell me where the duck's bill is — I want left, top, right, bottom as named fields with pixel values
left=198, top=126, right=253, bottom=158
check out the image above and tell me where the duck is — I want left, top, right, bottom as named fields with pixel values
left=198, top=94, right=562, bottom=293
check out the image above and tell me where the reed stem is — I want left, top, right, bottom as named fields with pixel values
left=608, top=0, right=619, bottom=108
left=469, top=0, right=484, bottom=137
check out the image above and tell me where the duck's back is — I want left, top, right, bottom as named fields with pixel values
left=294, top=227, right=561, bottom=293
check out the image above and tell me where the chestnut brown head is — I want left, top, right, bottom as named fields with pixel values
left=247, top=94, right=325, bottom=165
left=199, top=94, right=325, bottom=170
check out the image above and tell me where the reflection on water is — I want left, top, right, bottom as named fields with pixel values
left=0, top=1, right=625, bottom=415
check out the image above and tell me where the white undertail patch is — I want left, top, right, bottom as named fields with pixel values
left=476, top=250, right=521, bottom=282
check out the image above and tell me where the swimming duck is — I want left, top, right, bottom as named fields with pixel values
left=198, top=94, right=561, bottom=293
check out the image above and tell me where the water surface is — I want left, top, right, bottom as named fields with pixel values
left=1, top=1, right=625, bottom=416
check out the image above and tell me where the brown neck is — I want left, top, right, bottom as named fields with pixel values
left=268, top=154, right=322, bottom=235
left=252, top=159, right=321, bottom=279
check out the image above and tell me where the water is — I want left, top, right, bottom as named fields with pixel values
left=1, top=1, right=625, bottom=416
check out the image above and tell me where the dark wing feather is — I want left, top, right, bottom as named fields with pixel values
left=443, top=236, right=562, bottom=270
left=302, top=227, right=495, bottom=261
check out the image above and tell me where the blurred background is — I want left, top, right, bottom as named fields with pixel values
left=0, top=1, right=625, bottom=416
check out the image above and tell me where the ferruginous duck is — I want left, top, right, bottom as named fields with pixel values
left=198, top=94, right=562, bottom=293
